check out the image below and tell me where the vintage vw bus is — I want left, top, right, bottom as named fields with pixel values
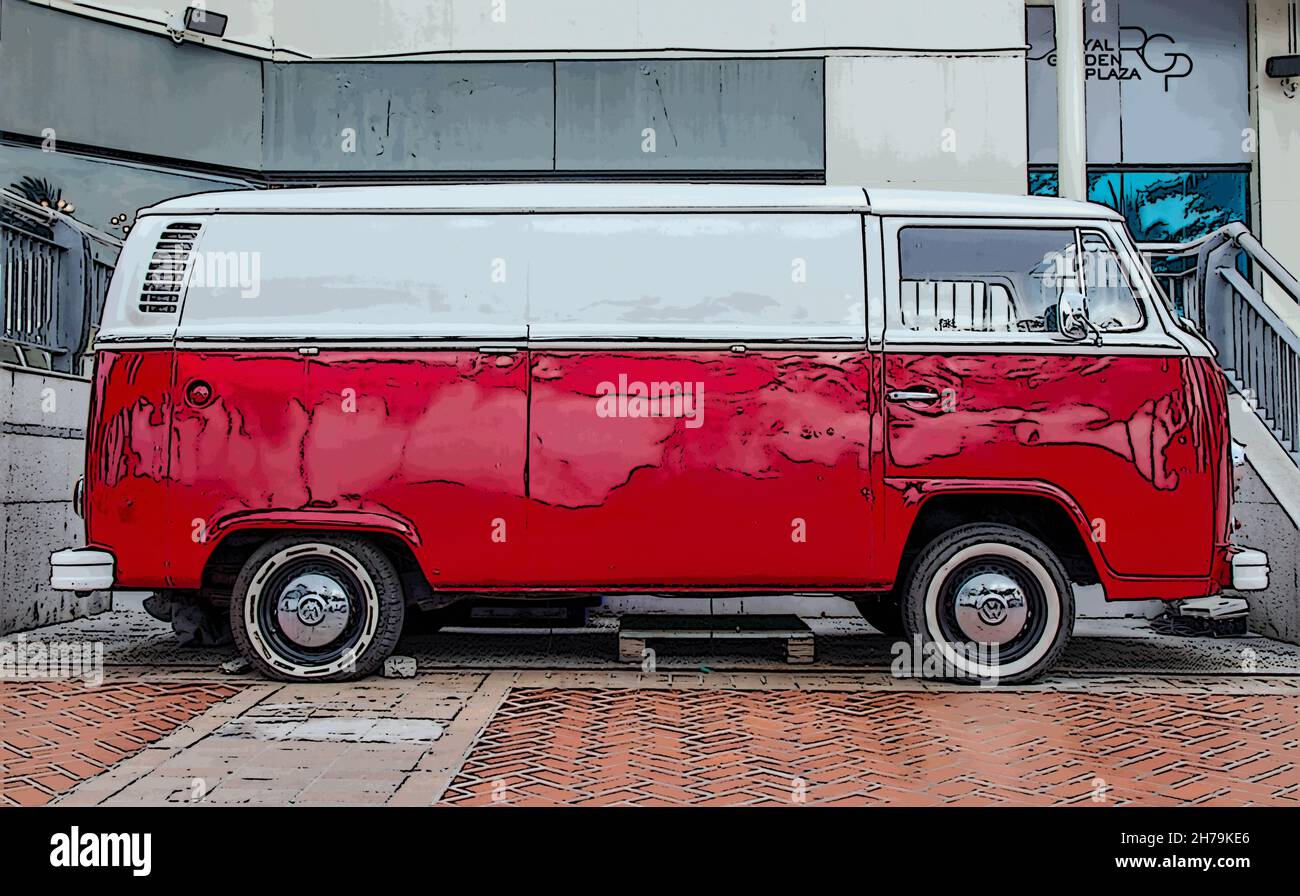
left=50, top=184, right=1268, bottom=682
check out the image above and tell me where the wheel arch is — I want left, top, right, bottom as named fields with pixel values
left=895, top=487, right=1104, bottom=590
left=200, top=515, right=428, bottom=606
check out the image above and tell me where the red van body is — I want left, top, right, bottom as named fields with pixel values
left=52, top=184, right=1266, bottom=682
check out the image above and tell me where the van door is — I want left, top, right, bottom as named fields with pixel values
left=524, top=212, right=880, bottom=588
left=880, top=218, right=1217, bottom=579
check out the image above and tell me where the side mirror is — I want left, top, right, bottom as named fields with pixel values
left=1056, top=291, right=1090, bottom=341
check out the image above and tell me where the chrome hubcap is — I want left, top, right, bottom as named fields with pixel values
left=275, top=573, right=351, bottom=648
left=953, top=572, right=1028, bottom=645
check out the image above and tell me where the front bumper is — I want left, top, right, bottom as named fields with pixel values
left=1231, top=548, right=1270, bottom=591
left=50, top=547, right=115, bottom=592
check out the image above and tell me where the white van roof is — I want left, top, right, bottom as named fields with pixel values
left=141, top=183, right=1123, bottom=221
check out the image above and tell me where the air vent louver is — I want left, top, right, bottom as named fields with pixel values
left=138, top=222, right=202, bottom=314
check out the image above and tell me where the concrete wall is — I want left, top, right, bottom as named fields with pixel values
left=555, top=60, right=824, bottom=172
left=262, top=59, right=826, bottom=174
left=1253, top=0, right=1300, bottom=295
left=1228, top=394, right=1300, bottom=644
left=40, top=0, right=1027, bottom=57
left=824, top=53, right=1028, bottom=192
left=1234, top=464, right=1299, bottom=643
left=1236, top=2, right=1300, bottom=644
left=0, top=366, right=107, bottom=636
left=263, top=61, right=555, bottom=172
left=3, top=0, right=1028, bottom=192
left=0, top=0, right=263, bottom=168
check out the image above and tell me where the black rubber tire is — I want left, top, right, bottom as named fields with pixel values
left=854, top=595, right=906, bottom=637
left=901, top=523, right=1074, bottom=685
left=230, top=534, right=405, bottom=682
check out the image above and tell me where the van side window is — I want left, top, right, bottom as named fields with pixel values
left=177, top=215, right=529, bottom=340
left=526, top=214, right=866, bottom=342
left=1079, top=231, right=1145, bottom=331
left=896, top=227, right=1078, bottom=335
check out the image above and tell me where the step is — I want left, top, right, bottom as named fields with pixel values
left=617, top=614, right=814, bottom=665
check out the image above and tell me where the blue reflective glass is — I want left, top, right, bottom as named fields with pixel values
left=1027, top=168, right=1248, bottom=243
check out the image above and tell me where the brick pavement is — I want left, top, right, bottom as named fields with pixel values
left=49, top=673, right=507, bottom=806
left=3, top=668, right=1299, bottom=807
left=0, top=680, right=240, bottom=806
left=441, top=686, right=1300, bottom=806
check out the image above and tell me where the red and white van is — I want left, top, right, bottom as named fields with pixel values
left=50, top=184, right=1268, bottom=682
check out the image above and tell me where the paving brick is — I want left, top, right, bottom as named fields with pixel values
left=444, top=688, right=1300, bottom=806
left=0, top=680, right=239, bottom=806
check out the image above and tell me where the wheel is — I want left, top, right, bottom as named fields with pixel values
left=901, top=524, right=1074, bottom=684
left=230, top=534, right=405, bottom=681
left=854, top=595, right=906, bottom=637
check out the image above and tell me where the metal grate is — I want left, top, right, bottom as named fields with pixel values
left=139, top=222, right=202, bottom=314
left=1, top=223, right=62, bottom=347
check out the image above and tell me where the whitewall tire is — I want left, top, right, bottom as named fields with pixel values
left=901, top=524, right=1074, bottom=684
left=230, top=535, right=405, bottom=682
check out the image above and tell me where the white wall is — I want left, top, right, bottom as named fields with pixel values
left=1254, top=0, right=1300, bottom=285
left=29, top=0, right=1034, bottom=193
left=825, top=53, right=1029, bottom=193
left=42, top=0, right=1026, bottom=57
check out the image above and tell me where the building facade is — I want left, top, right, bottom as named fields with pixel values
left=2, top=1, right=1293, bottom=264
left=5, top=0, right=1018, bottom=219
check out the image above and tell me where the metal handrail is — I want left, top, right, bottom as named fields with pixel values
left=1150, top=223, right=1300, bottom=462
left=1139, top=223, right=1300, bottom=308
left=1, top=190, right=123, bottom=372
left=0, top=189, right=123, bottom=249
left=1220, top=266, right=1300, bottom=355
left=1, top=223, right=62, bottom=352
left=1229, top=223, right=1300, bottom=302
left=0, top=189, right=57, bottom=226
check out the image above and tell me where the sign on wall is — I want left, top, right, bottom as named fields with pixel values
left=1027, top=0, right=1250, bottom=166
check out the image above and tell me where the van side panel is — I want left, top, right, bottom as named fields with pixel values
left=85, top=349, right=175, bottom=587
left=165, top=350, right=307, bottom=587
left=162, top=349, right=529, bottom=589
left=882, top=351, right=1225, bottom=589
left=306, top=350, right=530, bottom=587
left=527, top=349, right=881, bottom=587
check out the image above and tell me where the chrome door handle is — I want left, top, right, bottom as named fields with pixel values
left=478, top=346, right=519, bottom=355
left=887, top=389, right=941, bottom=404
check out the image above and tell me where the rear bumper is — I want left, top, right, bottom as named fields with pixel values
left=1231, top=548, right=1270, bottom=592
left=49, top=547, right=115, bottom=592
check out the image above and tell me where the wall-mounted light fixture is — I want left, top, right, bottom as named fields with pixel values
left=1267, top=55, right=1300, bottom=98
left=184, top=7, right=229, bottom=38
left=167, top=6, right=229, bottom=44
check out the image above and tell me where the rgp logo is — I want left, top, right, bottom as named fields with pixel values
left=1032, top=25, right=1194, bottom=92
left=595, top=374, right=705, bottom=429
left=49, top=827, right=151, bottom=877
